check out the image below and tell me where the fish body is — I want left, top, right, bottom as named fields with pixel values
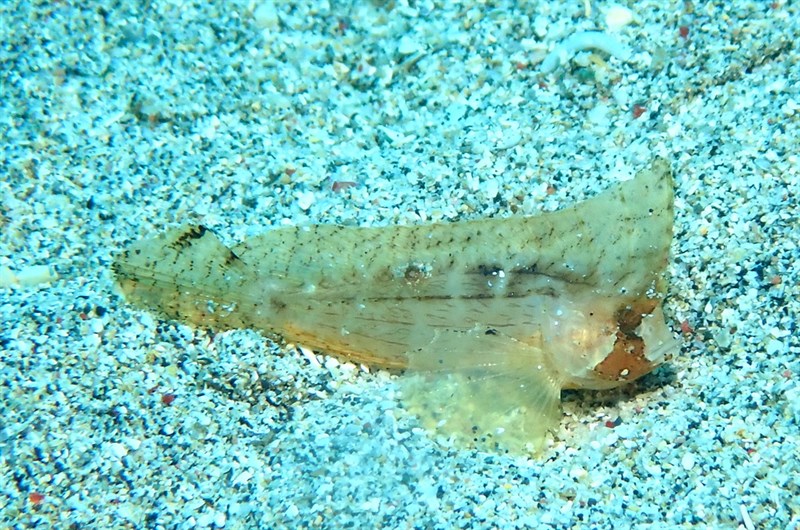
left=114, top=158, right=677, bottom=453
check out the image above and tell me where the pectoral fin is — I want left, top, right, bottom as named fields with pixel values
left=398, top=328, right=564, bottom=454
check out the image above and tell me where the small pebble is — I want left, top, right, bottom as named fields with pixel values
left=605, top=5, right=634, bottom=31
left=253, top=2, right=279, bottom=29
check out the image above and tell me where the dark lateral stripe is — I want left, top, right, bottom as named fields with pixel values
left=331, top=288, right=558, bottom=304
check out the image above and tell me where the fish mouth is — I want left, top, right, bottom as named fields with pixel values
left=589, top=302, right=676, bottom=386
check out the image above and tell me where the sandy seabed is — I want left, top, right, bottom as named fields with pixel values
left=1, top=1, right=798, bottom=528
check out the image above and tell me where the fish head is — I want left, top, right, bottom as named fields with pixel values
left=544, top=296, right=677, bottom=390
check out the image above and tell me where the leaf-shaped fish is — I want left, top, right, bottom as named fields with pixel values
left=113, top=158, right=677, bottom=453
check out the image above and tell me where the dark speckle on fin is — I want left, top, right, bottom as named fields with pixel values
left=171, top=224, right=208, bottom=250
left=399, top=328, right=563, bottom=454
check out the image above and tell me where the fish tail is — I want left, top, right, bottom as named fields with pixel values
left=113, top=225, right=253, bottom=329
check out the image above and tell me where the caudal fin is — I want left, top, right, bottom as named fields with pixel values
left=113, top=225, right=252, bottom=328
